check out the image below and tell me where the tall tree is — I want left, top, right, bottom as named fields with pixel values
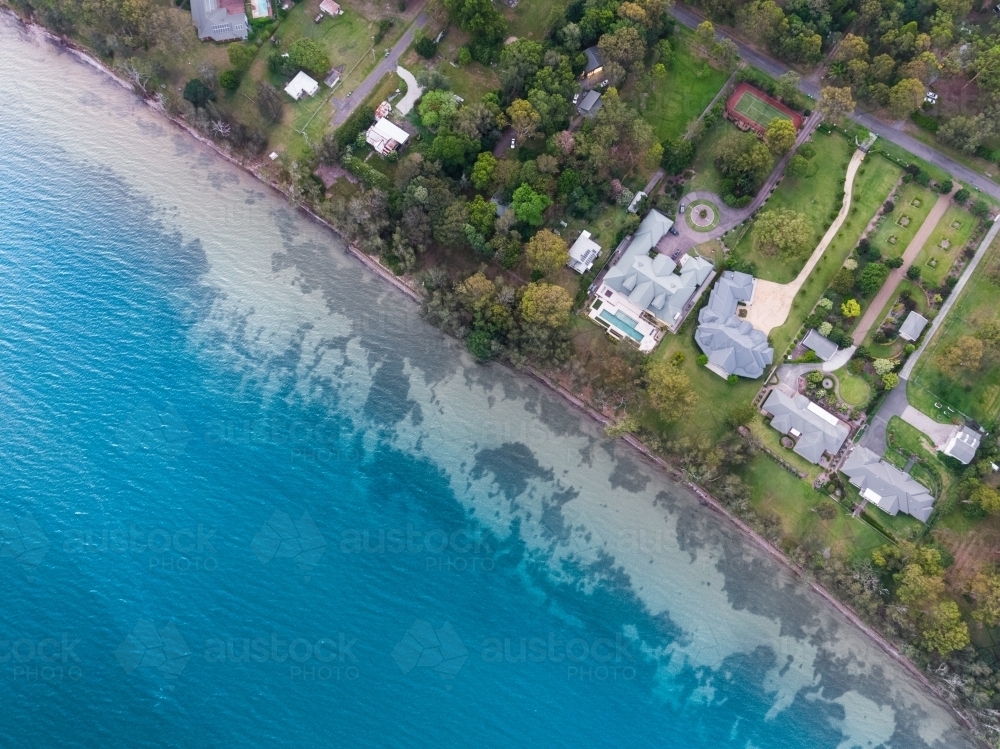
left=598, top=26, right=647, bottom=70
left=525, top=230, right=569, bottom=274
left=764, top=119, right=796, bottom=154
left=507, top=99, right=542, bottom=140
left=646, top=361, right=698, bottom=423
left=886, top=78, right=925, bottom=119
left=753, top=209, right=811, bottom=256
left=818, top=86, right=855, bottom=120
left=518, top=282, right=572, bottom=327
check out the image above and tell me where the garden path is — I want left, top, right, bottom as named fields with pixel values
left=850, top=188, right=953, bottom=345
left=743, top=149, right=866, bottom=334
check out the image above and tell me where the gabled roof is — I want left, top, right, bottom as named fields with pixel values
left=191, top=0, right=248, bottom=41
left=285, top=71, right=319, bottom=100
left=898, top=311, right=929, bottom=342
left=941, top=426, right=981, bottom=464
left=567, top=230, right=601, bottom=274
left=367, top=118, right=410, bottom=154
left=801, top=329, right=839, bottom=361
left=578, top=90, right=602, bottom=115
left=694, top=271, right=773, bottom=379
left=762, top=390, right=850, bottom=463
left=841, top=446, right=935, bottom=522
left=583, top=47, right=604, bottom=74
left=596, top=210, right=713, bottom=327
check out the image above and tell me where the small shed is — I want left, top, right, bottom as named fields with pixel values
left=801, top=329, right=839, bottom=361
left=898, top=311, right=929, bottom=342
left=567, top=230, right=601, bottom=274
left=319, top=0, right=343, bottom=14
left=578, top=90, right=602, bottom=117
left=941, top=426, right=982, bottom=465
left=285, top=71, right=320, bottom=100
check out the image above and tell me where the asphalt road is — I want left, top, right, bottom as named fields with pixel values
left=331, top=6, right=428, bottom=127
left=669, top=3, right=1000, bottom=201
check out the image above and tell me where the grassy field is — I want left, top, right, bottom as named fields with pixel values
left=506, top=0, right=565, bottom=40
left=731, top=131, right=853, bottom=283
left=862, top=279, right=927, bottom=356
left=837, top=371, right=871, bottom=406
left=640, top=30, right=730, bottom=142
left=885, top=416, right=955, bottom=504
left=909, top=233, right=1000, bottom=427
left=685, top=119, right=737, bottom=195
left=745, top=456, right=888, bottom=560
left=872, top=141, right=951, bottom=186
left=403, top=23, right=501, bottom=102
left=913, top=205, right=978, bottom=287
left=867, top=182, right=937, bottom=261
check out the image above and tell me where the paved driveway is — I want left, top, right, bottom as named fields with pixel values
left=331, top=7, right=428, bottom=127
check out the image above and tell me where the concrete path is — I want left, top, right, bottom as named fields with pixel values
left=744, top=149, right=866, bottom=334
left=901, top=405, right=956, bottom=447
left=669, top=3, right=1000, bottom=202
left=331, top=8, right=428, bottom=127
left=850, top=189, right=953, bottom=345
left=394, top=65, right=422, bottom=116
left=642, top=168, right=665, bottom=196
left=822, top=346, right=855, bottom=372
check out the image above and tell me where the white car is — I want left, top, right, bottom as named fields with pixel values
left=572, top=93, right=579, bottom=104
left=510, top=138, right=516, bottom=149
left=679, top=203, right=685, bottom=214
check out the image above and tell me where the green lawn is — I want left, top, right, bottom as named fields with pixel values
left=868, top=182, right=937, bottom=261
left=640, top=30, right=730, bottom=142
left=685, top=119, right=737, bottom=196
left=766, top=148, right=903, bottom=356
left=885, top=416, right=955, bottom=502
left=908, top=233, right=1000, bottom=426
left=746, top=456, right=888, bottom=559
left=871, top=140, right=952, bottom=186
left=837, top=371, right=871, bottom=406
left=732, top=130, right=853, bottom=283
left=506, top=0, right=566, bottom=41
left=913, top=205, right=978, bottom=287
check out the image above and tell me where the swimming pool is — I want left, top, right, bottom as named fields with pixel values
left=250, top=0, right=271, bottom=18
left=598, top=309, right=643, bottom=342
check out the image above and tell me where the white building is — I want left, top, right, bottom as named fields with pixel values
left=285, top=71, right=320, bottom=100
left=366, top=118, right=409, bottom=155
left=567, top=230, right=601, bottom=274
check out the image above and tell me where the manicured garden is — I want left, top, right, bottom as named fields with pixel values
left=837, top=371, right=871, bottom=406
left=729, top=131, right=853, bottom=283
left=640, top=30, right=730, bottom=143
left=913, top=205, right=977, bottom=287
left=867, top=182, right=937, bottom=261
left=861, top=279, right=927, bottom=356
left=909, top=234, right=1000, bottom=427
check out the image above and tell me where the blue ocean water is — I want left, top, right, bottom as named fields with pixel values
left=0, top=27, right=972, bottom=748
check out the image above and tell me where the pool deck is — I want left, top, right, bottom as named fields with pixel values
left=588, top=293, right=662, bottom=352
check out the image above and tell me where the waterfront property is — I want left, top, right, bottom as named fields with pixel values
left=841, top=445, right=935, bottom=522
left=800, top=329, right=838, bottom=362
left=761, top=389, right=850, bottom=465
left=285, top=71, right=320, bottom=100
left=567, top=230, right=601, bottom=274
left=695, top=271, right=774, bottom=379
left=191, top=0, right=249, bottom=41
left=898, top=310, right=929, bottom=342
left=940, top=425, right=982, bottom=465
left=366, top=113, right=409, bottom=156
left=589, top=209, right=714, bottom=351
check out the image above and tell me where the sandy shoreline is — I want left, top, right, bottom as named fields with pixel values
left=4, top=8, right=981, bottom=742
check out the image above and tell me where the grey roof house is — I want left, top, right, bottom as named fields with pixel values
left=800, top=329, right=838, bottom=361
left=898, top=311, right=929, bottom=342
left=567, top=230, right=601, bottom=274
left=577, top=90, right=603, bottom=116
left=940, top=425, right=982, bottom=464
left=762, top=390, right=850, bottom=464
left=590, top=210, right=714, bottom=348
left=841, top=446, right=935, bottom=522
left=582, top=47, right=604, bottom=78
left=694, top=271, right=774, bottom=379
left=191, top=0, right=248, bottom=41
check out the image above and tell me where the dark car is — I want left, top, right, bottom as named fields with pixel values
left=668, top=226, right=680, bottom=236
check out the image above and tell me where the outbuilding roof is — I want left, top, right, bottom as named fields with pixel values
left=567, top=230, right=601, bottom=274
left=898, top=311, right=929, bottom=342
left=801, top=329, right=839, bottom=361
left=583, top=47, right=604, bottom=75
left=941, top=425, right=982, bottom=465
left=285, top=71, right=320, bottom=100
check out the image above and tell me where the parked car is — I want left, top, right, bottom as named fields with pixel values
left=600, top=79, right=609, bottom=87
left=572, top=93, right=579, bottom=104
left=511, top=138, right=516, bottom=149
left=678, top=203, right=686, bottom=214
left=668, top=226, right=679, bottom=236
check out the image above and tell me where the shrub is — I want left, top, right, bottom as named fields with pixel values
left=858, top=263, right=890, bottom=295
left=415, top=36, right=437, bottom=58
left=873, top=358, right=895, bottom=375
left=915, top=170, right=930, bottom=187
left=882, top=372, right=899, bottom=389
left=954, top=188, right=970, bottom=204
left=456, top=47, right=472, bottom=66
left=373, top=18, right=394, bottom=44
left=818, top=321, right=833, bottom=336
left=938, top=179, right=953, bottom=194
left=906, top=265, right=922, bottom=280
left=816, top=297, right=833, bottom=311
left=886, top=256, right=903, bottom=269
left=843, top=258, right=857, bottom=270
left=697, top=354, right=709, bottom=366
left=728, top=374, right=739, bottom=384
left=904, top=343, right=916, bottom=354
left=883, top=200, right=895, bottom=213
left=854, top=346, right=870, bottom=360
left=971, top=200, right=991, bottom=219
left=910, top=111, right=939, bottom=132
left=219, top=70, right=240, bottom=90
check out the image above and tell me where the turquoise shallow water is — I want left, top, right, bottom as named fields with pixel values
left=0, top=18, right=974, bottom=749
